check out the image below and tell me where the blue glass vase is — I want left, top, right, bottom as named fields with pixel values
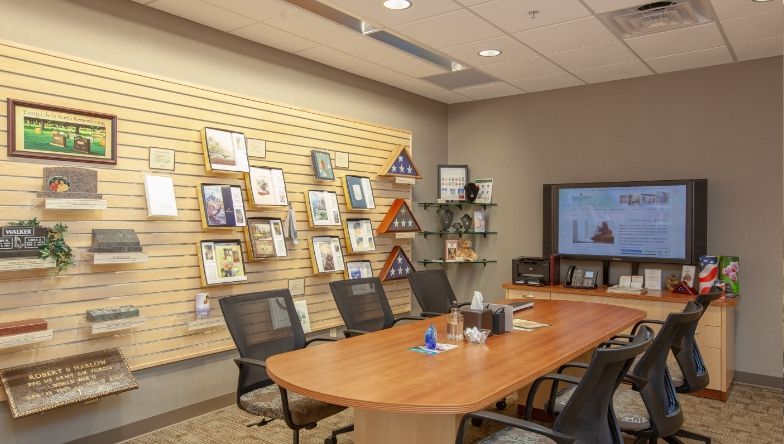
left=425, top=324, right=437, bottom=350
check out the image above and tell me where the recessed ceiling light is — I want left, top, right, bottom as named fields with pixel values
left=478, top=49, right=501, bottom=57
left=383, top=0, right=412, bottom=10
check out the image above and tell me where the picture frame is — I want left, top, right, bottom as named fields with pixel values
left=197, top=184, right=247, bottom=229
left=245, top=217, right=287, bottom=260
left=246, top=166, right=288, bottom=207
left=343, top=175, right=376, bottom=210
left=345, top=260, right=373, bottom=280
left=438, top=165, right=469, bottom=201
left=343, top=218, right=376, bottom=254
left=310, top=150, right=335, bottom=181
left=305, top=190, right=342, bottom=227
left=334, top=151, right=349, bottom=169
left=473, top=209, right=487, bottom=233
left=445, top=239, right=459, bottom=262
left=475, top=178, right=494, bottom=204
left=7, top=99, right=117, bottom=165
left=378, top=145, right=421, bottom=179
left=201, top=127, right=249, bottom=173
left=198, top=239, right=247, bottom=286
left=148, top=147, right=175, bottom=171
left=309, top=236, right=345, bottom=274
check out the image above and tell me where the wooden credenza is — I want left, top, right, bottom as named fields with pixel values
left=503, top=283, right=738, bottom=401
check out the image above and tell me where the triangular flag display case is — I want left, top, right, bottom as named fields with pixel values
left=378, top=145, right=421, bottom=179
left=378, top=199, right=421, bottom=234
left=380, top=246, right=415, bottom=282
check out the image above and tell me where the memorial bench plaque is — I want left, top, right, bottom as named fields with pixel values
left=0, top=227, right=48, bottom=259
left=0, top=348, right=138, bottom=418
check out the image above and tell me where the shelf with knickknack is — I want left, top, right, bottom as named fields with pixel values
left=418, top=202, right=497, bottom=210
left=418, top=258, right=497, bottom=267
left=420, top=230, right=497, bottom=239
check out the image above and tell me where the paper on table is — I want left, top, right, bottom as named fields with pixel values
left=513, top=319, right=550, bottom=331
left=618, top=276, right=632, bottom=288
left=409, top=343, right=458, bottom=355
left=630, top=276, right=644, bottom=289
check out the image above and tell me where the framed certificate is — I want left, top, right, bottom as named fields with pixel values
left=437, top=165, right=469, bottom=201
left=148, top=147, right=175, bottom=170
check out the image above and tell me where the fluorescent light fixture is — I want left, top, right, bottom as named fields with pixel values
left=384, top=0, right=412, bottom=10
left=751, top=0, right=772, bottom=2
left=478, top=49, right=502, bottom=57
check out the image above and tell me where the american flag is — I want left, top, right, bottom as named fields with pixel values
left=381, top=247, right=415, bottom=281
left=386, top=150, right=419, bottom=177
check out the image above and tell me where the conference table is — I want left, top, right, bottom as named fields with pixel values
left=267, top=299, right=646, bottom=444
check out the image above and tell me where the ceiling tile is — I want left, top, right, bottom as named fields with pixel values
left=393, top=79, right=471, bottom=103
left=232, top=22, right=319, bottom=52
left=581, top=0, right=651, bottom=14
left=454, top=82, right=524, bottom=100
left=573, top=60, right=652, bottom=84
left=625, top=23, right=725, bottom=59
left=710, top=0, right=782, bottom=21
left=322, top=0, right=461, bottom=27
left=514, top=16, right=617, bottom=54
left=547, top=41, right=637, bottom=70
left=510, top=72, right=583, bottom=92
left=379, top=56, right=448, bottom=78
left=202, top=0, right=292, bottom=21
left=455, top=0, right=493, bottom=5
left=733, top=36, right=784, bottom=61
left=470, top=0, right=591, bottom=33
left=328, top=36, right=408, bottom=63
left=720, top=10, right=783, bottom=45
left=148, top=0, right=256, bottom=32
left=645, top=46, right=732, bottom=73
left=264, top=9, right=358, bottom=44
left=346, top=64, right=415, bottom=85
left=482, top=56, right=563, bottom=81
left=441, top=36, right=538, bottom=67
left=393, top=10, right=503, bottom=48
left=295, top=45, right=368, bottom=70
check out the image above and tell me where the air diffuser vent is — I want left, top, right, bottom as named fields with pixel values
left=599, top=0, right=713, bottom=38
left=422, top=69, right=500, bottom=90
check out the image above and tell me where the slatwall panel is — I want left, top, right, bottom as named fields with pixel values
left=0, top=41, right=413, bottom=375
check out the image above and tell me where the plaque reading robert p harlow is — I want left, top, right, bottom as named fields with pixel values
left=0, top=348, right=138, bottom=418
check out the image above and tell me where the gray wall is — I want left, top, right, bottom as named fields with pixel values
left=447, top=57, right=784, bottom=379
left=0, top=0, right=447, bottom=442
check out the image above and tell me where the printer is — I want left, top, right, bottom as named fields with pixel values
left=512, top=256, right=553, bottom=286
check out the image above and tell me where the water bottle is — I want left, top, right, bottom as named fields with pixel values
left=447, top=302, right=462, bottom=340
left=424, top=324, right=437, bottom=350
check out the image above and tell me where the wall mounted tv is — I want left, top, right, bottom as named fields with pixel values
left=543, top=179, right=707, bottom=264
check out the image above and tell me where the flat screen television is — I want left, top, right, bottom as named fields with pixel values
left=543, top=179, right=707, bottom=264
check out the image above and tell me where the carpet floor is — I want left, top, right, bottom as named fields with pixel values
left=123, top=383, right=782, bottom=444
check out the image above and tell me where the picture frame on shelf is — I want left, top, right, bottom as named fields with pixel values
left=345, top=260, right=373, bottom=280
left=197, top=184, right=247, bottom=229
left=475, top=178, right=493, bottom=204
left=445, top=239, right=459, bottom=262
left=473, top=209, right=487, bottom=233
left=344, top=218, right=376, bottom=254
left=310, top=150, right=335, bottom=181
left=7, top=99, right=117, bottom=165
left=246, top=166, right=288, bottom=207
left=378, top=145, right=421, bottom=179
left=198, top=239, right=247, bottom=286
left=245, top=217, right=287, bottom=260
left=438, top=165, right=469, bottom=201
left=309, top=236, right=345, bottom=274
left=305, top=190, right=342, bottom=227
left=343, top=175, right=376, bottom=210
left=201, top=127, right=249, bottom=173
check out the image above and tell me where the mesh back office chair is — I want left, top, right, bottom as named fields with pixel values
left=407, top=269, right=470, bottom=317
left=329, top=277, right=423, bottom=337
left=220, top=290, right=353, bottom=444
left=457, top=326, right=654, bottom=444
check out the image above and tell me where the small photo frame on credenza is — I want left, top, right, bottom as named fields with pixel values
left=343, top=175, right=376, bottom=210
left=197, top=184, right=247, bottom=229
left=305, top=190, right=342, bottom=227
left=245, top=217, right=287, bottom=260
left=343, top=218, right=376, bottom=254
left=201, top=127, right=250, bottom=173
left=246, top=166, right=288, bottom=207
left=345, top=260, right=373, bottom=280
left=309, top=236, right=345, bottom=274
left=198, top=239, right=248, bottom=286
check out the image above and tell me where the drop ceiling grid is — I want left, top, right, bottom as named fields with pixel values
left=135, top=0, right=783, bottom=103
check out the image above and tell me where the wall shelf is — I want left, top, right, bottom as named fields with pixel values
left=418, top=259, right=497, bottom=267
left=89, top=316, right=146, bottom=334
left=420, top=230, right=497, bottom=238
left=44, top=198, right=107, bottom=210
left=0, top=329, right=54, bottom=350
left=187, top=317, right=226, bottom=331
left=418, top=201, right=497, bottom=210
left=0, top=257, right=56, bottom=272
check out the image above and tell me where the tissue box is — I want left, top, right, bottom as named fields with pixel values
left=461, top=308, right=492, bottom=333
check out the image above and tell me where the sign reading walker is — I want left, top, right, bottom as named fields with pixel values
left=0, top=348, right=138, bottom=418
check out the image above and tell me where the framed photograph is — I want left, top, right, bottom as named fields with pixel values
left=438, top=165, right=469, bottom=201
left=246, top=166, right=288, bottom=207
left=345, top=260, right=373, bottom=280
left=473, top=209, right=487, bottom=233
left=245, top=217, right=287, bottom=260
left=309, top=236, right=345, bottom=274
left=201, top=127, right=249, bottom=173
left=247, top=138, right=266, bottom=158
left=445, top=239, right=459, bottom=262
left=149, top=147, right=175, bottom=170
left=7, top=99, right=117, bottom=165
left=197, top=184, right=247, bottom=229
left=306, top=190, right=342, bottom=227
left=475, top=178, right=493, bottom=204
left=343, top=175, right=376, bottom=210
left=311, top=150, right=335, bottom=181
left=198, top=240, right=247, bottom=285
left=344, top=218, right=376, bottom=254
left=334, top=151, right=349, bottom=169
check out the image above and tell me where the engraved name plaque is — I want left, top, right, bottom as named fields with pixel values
left=0, top=348, right=138, bottom=418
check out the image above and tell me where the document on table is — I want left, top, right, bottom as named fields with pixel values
left=409, top=343, right=458, bottom=355
left=513, top=319, right=550, bottom=332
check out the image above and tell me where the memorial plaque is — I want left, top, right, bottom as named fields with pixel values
left=89, top=229, right=142, bottom=253
left=86, top=306, right=139, bottom=323
left=38, top=167, right=102, bottom=199
left=0, top=226, right=48, bottom=259
left=0, top=319, right=47, bottom=337
left=0, top=348, right=138, bottom=418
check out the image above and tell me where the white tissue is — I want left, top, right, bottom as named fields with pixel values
left=470, top=290, right=484, bottom=310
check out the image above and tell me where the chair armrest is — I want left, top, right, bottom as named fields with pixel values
left=631, top=319, right=664, bottom=334
left=420, top=311, right=443, bottom=318
left=458, top=301, right=472, bottom=308
left=524, top=373, right=581, bottom=419
left=557, top=361, right=588, bottom=374
left=343, top=329, right=369, bottom=338
left=611, top=334, right=636, bottom=341
left=304, top=337, right=340, bottom=347
left=456, top=411, right=574, bottom=444
left=234, top=357, right=266, bottom=369
left=391, top=316, right=425, bottom=325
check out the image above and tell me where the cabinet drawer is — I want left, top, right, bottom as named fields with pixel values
left=507, top=289, right=550, bottom=300
left=662, top=303, right=722, bottom=327
left=695, top=325, right=722, bottom=349
left=550, top=292, right=591, bottom=302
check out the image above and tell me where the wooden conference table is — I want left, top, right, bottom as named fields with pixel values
left=267, top=300, right=645, bottom=444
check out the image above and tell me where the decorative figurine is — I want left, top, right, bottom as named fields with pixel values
left=452, top=222, right=463, bottom=233
left=455, top=239, right=479, bottom=261
left=437, top=207, right=454, bottom=232
left=424, top=324, right=437, bottom=350
left=665, top=274, right=679, bottom=291
left=464, top=183, right=479, bottom=203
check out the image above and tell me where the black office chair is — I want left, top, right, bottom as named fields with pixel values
left=407, top=269, right=470, bottom=317
left=550, top=301, right=703, bottom=444
left=329, top=277, right=424, bottom=337
left=456, top=325, right=654, bottom=444
left=220, top=290, right=353, bottom=444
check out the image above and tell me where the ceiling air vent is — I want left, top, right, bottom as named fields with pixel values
left=422, top=69, right=500, bottom=91
left=598, top=0, right=714, bottom=38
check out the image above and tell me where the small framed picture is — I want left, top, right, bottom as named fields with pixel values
left=445, top=239, right=459, bottom=262
left=149, top=147, right=175, bottom=171
left=473, top=209, right=487, bottom=233
left=198, top=239, right=247, bottom=286
left=334, top=151, right=349, bottom=169
left=438, top=165, right=469, bottom=201
left=475, top=178, right=493, bottom=204
left=309, top=236, right=345, bottom=274
left=311, top=150, right=335, bottom=181
left=197, top=184, right=247, bottom=229
left=202, top=127, right=249, bottom=173
left=246, top=166, right=288, bottom=207
left=245, top=217, right=287, bottom=260
left=343, top=175, right=376, bottom=210
left=344, top=218, right=376, bottom=254
left=345, top=260, right=373, bottom=280
left=306, top=190, right=342, bottom=227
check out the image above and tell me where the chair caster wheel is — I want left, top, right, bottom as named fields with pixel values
left=496, top=400, right=507, bottom=410
left=324, top=437, right=337, bottom=444
left=471, top=418, right=484, bottom=427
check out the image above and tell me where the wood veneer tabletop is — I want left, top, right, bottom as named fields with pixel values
left=266, top=300, right=645, bottom=414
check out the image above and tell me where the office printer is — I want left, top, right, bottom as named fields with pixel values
left=512, top=256, right=551, bottom=286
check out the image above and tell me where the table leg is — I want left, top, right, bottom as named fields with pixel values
left=354, top=408, right=463, bottom=444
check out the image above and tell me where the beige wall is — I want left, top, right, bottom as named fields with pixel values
left=447, top=57, right=784, bottom=379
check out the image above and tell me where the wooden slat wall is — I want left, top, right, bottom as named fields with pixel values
left=0, top=41, right=413, bottom=373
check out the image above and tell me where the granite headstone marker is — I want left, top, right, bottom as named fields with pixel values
left=38, top=167, right=102, bottom=199
left=86, top=306, right=140, bottom=323
left=89, top=229, right=142, bottom=253
left=0, top=226, right=48, bottom=259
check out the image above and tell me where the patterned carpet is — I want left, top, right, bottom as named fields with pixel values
left=123, top=383, right=782, bottom=444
